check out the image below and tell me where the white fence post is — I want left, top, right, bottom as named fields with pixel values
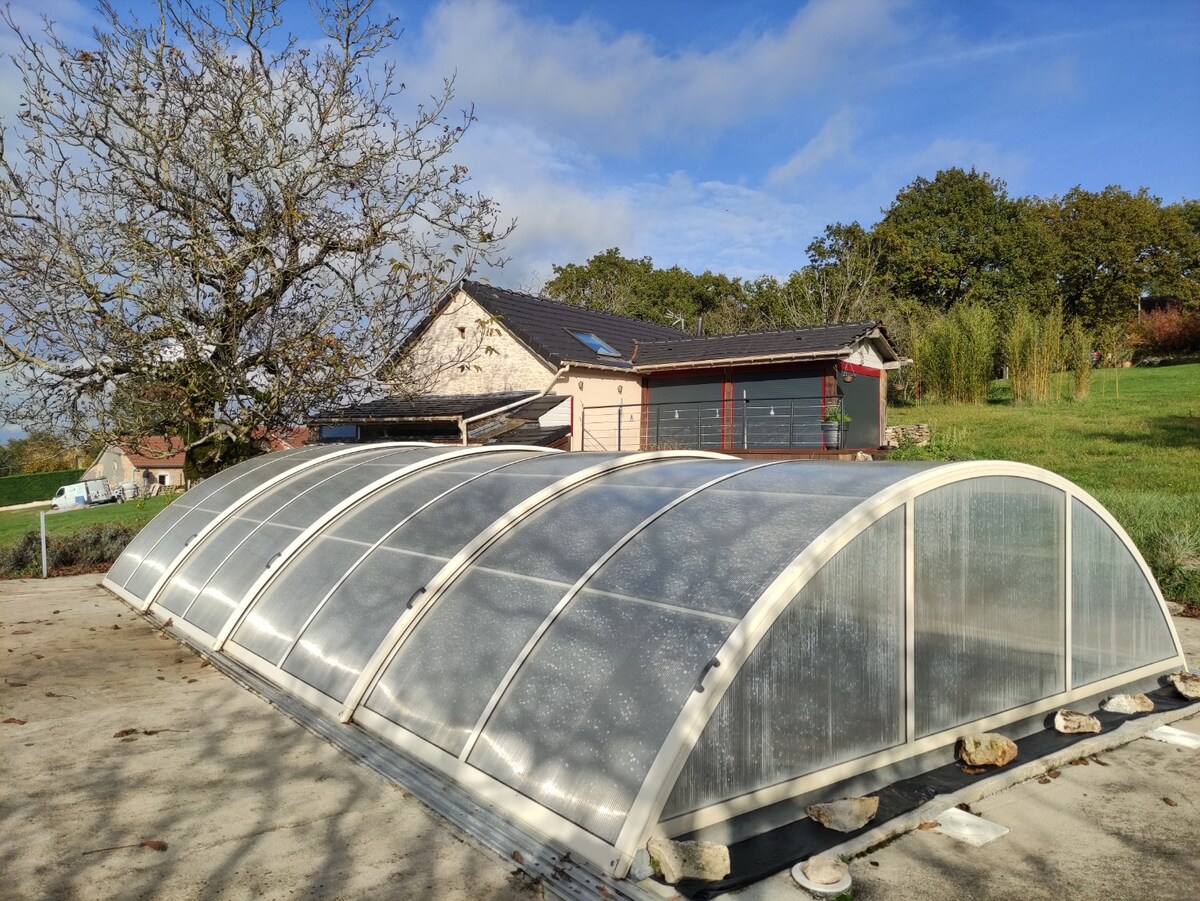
left=40, top=510, right=48, bottom=579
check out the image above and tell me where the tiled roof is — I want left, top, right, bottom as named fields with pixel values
left=121, top=436, right=185, bottom=468
left=255, top=426, right=312, bottom=451
left=459, top=281, right=688, bottom=368
left=634, top=321, right=890, bottom=367
left=446, top=283, right=894, bottom=370
left=313, top=392, right=537, bottom=423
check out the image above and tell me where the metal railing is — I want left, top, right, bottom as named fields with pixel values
left=579, top=395, right=846, bottom=452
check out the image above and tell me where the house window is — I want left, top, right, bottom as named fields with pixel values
left=457, top=326, right=467, bottom=338
left=568, top=330, right=622, bottom=358
left=158, top=474, right=168, bottom=486
left=319, top=424, right=358, bottom=441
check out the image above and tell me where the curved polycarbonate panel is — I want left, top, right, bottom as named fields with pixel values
left=156, top=446, right=440, bottom=636
left=1072, top=499, right=1177, bottom=686
left=465, top=461, right=909, bottom=842
left=261, top=453, right=619, bottom=702
left=106, top=448, right=315, bottom=588
left=104, top=454, right=1188, bottom=880
left=115, top=445, right=340, bottom=600
left=231, top=449, right=543, bottom=667
left=576, top=462, right=927, bottom=621
left=663, top=507, right=906, bottom=819
left=366, top=458, right=760, bottom=756
left=914, top=477, right=1066, bottom=737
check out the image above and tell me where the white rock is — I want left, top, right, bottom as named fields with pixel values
left=958, top=733, right=1018, bottom=767
left=854, top=451, right=874, bottom=461
left=629, top=848, right=655, bottom=882
left=1101, top=693, right=1155, bottom=714
left=806, top=796, right=880, bottom=832
left=1165, top=601, right=1184, bottom=615
left=801, top=855, right=848, bottom=886
left=1054, top=709, right=1102, bottom=734
left=646, top=837, right=731, bottom=885
left=1168, top=672, right=1200, bottom=701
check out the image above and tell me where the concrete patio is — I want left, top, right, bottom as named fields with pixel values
left=0, top=575, right=539, bottom=901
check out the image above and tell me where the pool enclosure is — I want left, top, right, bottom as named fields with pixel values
left=105, top=444, right=1187, bottom=879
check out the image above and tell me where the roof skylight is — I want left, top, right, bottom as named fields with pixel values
left=568, top=330, right=622, bottom=358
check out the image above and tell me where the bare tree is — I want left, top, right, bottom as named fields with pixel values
left=0, top=0, right=511, bottom=473
left=783, top=226, right=888, bottom=327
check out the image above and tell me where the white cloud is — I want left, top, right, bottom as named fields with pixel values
left=768, top=108, right=861, bottom=186
left=409, top=0, right=906, bottom=153
left=462, top=121, right=829, bottom=287
left=896, top=137, right=1028, bottom=185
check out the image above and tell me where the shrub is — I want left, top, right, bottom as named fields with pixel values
left=1065, top=318, right=1093, bottom=399
left=0, top=522, right=138, bottom=578
left=1004, top=305, right=1063, bottom=404
left=888, top=426, right=973, bottom=461
left=1129, top=308, right=1200, bottom=357
left=910, top=304, right=997, bottom=404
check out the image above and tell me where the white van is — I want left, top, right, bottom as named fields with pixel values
left=51, top=478, right=116, bottom=510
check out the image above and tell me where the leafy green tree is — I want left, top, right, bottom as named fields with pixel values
left=1052, top=187, right=1199, bottom=327
left=541, top=248, right=659, bottom=321
left=875, top=168, right=1057, bottom=313
left=543, top=248, right=757, bottom=334
left=0, top=431, right=87, bottom=473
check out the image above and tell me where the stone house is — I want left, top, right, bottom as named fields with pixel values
left=312, top=281, right=904, bottom=456
left=85, top=436, right=186, bottom=490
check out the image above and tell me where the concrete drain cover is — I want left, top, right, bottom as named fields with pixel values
left=931, top=808, right=1009, bottom=846
left=1145, top=725, right=1200, bottom=749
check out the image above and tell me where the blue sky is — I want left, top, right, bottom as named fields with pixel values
left=4, top=0, right=1197, bottom=286
left=1, top=0, right=1198, bottom=441
left=379, top=0, right=1200, bottom=286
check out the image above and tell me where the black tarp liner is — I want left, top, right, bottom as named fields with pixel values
left=675, top=686, right=1199, bottom=899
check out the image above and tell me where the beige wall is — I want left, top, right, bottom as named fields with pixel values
left=84, top=446, right=183, bottom=488
left=85, top=446, right=128, bottom=485
left=845, top=340, right=887, bottom=370
left=555, top=369, right=644, bottom=452
left=405, top=292, right=555, bottom=396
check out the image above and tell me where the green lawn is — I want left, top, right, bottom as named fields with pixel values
left=890, top=362, right=1200, bottom=602
left=0, top=496, right=174, bottom=548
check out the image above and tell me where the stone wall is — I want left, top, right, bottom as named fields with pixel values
left=884, top=423, right=930, bottom=448
left=402, top=292, right=555, bottom=395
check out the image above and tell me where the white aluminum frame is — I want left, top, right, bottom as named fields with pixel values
left=137, top=442, right=427, bottom=614
left=215, top=445, right=558, bottom=644
left=106, top=457, right=1189, bottom=882
left=101, top=445, right=325, bottom=604
left=346, top=455, right=773, bottom=877
left=151, top=443, right=440, bottom=625
left=617, top=462, right=1186, bottom=869
left=338, top=450, right=735, bottom=721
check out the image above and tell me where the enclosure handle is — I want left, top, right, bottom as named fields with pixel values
left=694, top=657, right=721, bottom=693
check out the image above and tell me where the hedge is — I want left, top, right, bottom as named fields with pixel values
left=0, top=522, right=138, bottom=578
left=0, top=469, right=85, bottom=506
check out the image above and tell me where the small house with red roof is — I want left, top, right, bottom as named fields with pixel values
left=85, top=437, right=187, bottom=490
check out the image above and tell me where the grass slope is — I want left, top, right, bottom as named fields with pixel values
left=0, top=497, right=173, bottom=550
left=891, top=363, right=1200, bottom=602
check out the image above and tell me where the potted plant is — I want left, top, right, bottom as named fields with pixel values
left=821, top=407, right=851, bottom=449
